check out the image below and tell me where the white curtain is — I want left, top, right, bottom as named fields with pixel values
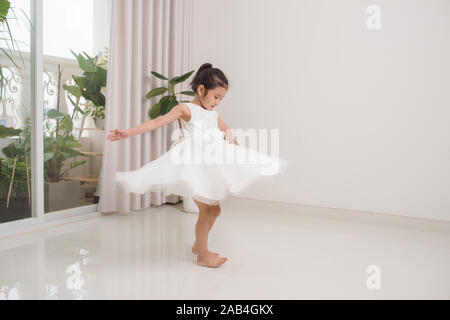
left=98, top=0, right=193, bottom=213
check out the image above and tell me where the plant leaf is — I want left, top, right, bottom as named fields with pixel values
left=60, top=116, right=73, bottom=133
left=178, top=90, right=195, bottom=96
left=63, top=84, right=83, bottom=99
left=83, top=72, right=101, bottom=93
left=151, top=71, right=168, bottom=81
left=146, top=87, right=168, bottom=99
left=170, top=70, right=195, bottom=85
left=160, top=99, right=169, bottom=116
left=63, top=148, right=89, bottom=158
left=96, top=66, right=107, bottom=86
left=71, top=50, right=96, bottom=73
left=70, top=160, right=87, bottom=169
left=46, top=109, right=65, bottom=119
left=0, top=124, right=22, bottom=138
left=0, top=0, right=11, bottom=20
left=63, top=139, right=82, bottom=149
left=2, top=143, right=22, bottom=159
left=72, top=75, right=85, bottom=89
left=149, top=103, right=161, bottom=119
left=160, top=96, right=178, bottom=115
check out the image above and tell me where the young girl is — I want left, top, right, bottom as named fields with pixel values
left=107, top=63, right=288, bottom=268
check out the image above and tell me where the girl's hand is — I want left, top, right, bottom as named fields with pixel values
left=107, top=129, right=131, bottom=142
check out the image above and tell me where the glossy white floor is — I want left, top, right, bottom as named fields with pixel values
left=0, top=196, right=449, bottom=300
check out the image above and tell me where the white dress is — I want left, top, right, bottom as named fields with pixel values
left=115, top=102, right=289, bottom=205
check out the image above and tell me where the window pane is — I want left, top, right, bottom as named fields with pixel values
left=43, top=0, right=110, bottom=213
left=0, top=0, right=33, bottom=223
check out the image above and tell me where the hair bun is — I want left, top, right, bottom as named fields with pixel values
left=198, top=63, right=213, bottom=73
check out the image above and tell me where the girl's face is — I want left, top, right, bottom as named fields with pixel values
left=197, top=85, right=227, bottom=110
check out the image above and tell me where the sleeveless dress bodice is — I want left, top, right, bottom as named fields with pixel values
left=169, top=103, right=225, bottom=149
left=183, top=102, right=219, bottom=130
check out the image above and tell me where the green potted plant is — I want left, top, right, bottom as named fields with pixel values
left=43, top=65, right=91, bottom=212
left=147, top=69, right=196, bottom=127
left=145, top=69, right=199, bottom=212
left=63, top=48, right=108, bottom=129
left=0, top=120, right=31, bottom=223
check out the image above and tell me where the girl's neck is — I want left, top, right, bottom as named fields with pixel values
left=191, top=99, right=207, bottom=110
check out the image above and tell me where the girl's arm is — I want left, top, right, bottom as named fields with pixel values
left=218, top=115, right=239, bottom=146
left=128, top=105, right=184, bottom=136
left=107, top=104, right=186, bottom=142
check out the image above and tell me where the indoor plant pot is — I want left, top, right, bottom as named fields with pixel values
left=93, top=118, right=105, bottom=129
left=44, top=180, right=81, bottom=212
left=181, top=195, right=199, bottom=213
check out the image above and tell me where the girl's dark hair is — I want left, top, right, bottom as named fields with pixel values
left=190, top=63, right=228, bottom=97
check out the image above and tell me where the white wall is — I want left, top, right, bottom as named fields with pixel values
left=192, top=0, right=450, bottom=222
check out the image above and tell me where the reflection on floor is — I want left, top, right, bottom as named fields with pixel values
left=0, top=197, right=449, bottom=299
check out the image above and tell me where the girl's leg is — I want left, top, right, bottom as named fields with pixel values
left=193, top=199, right=212, bottom=255
left=192, top=199, right=219, bottom=255
left=192, top=199, right=227, bottom=268
left=193, top=203, right=221, bottom=255
left=209, top=204, right=221, bottom=231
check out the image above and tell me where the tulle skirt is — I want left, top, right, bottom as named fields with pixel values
left=115, top=136, right=289, bottom=204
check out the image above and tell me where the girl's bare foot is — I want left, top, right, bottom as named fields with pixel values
left=192, top=243, right=219, bottom=256
left=197, top=252, right=227, bottom=268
